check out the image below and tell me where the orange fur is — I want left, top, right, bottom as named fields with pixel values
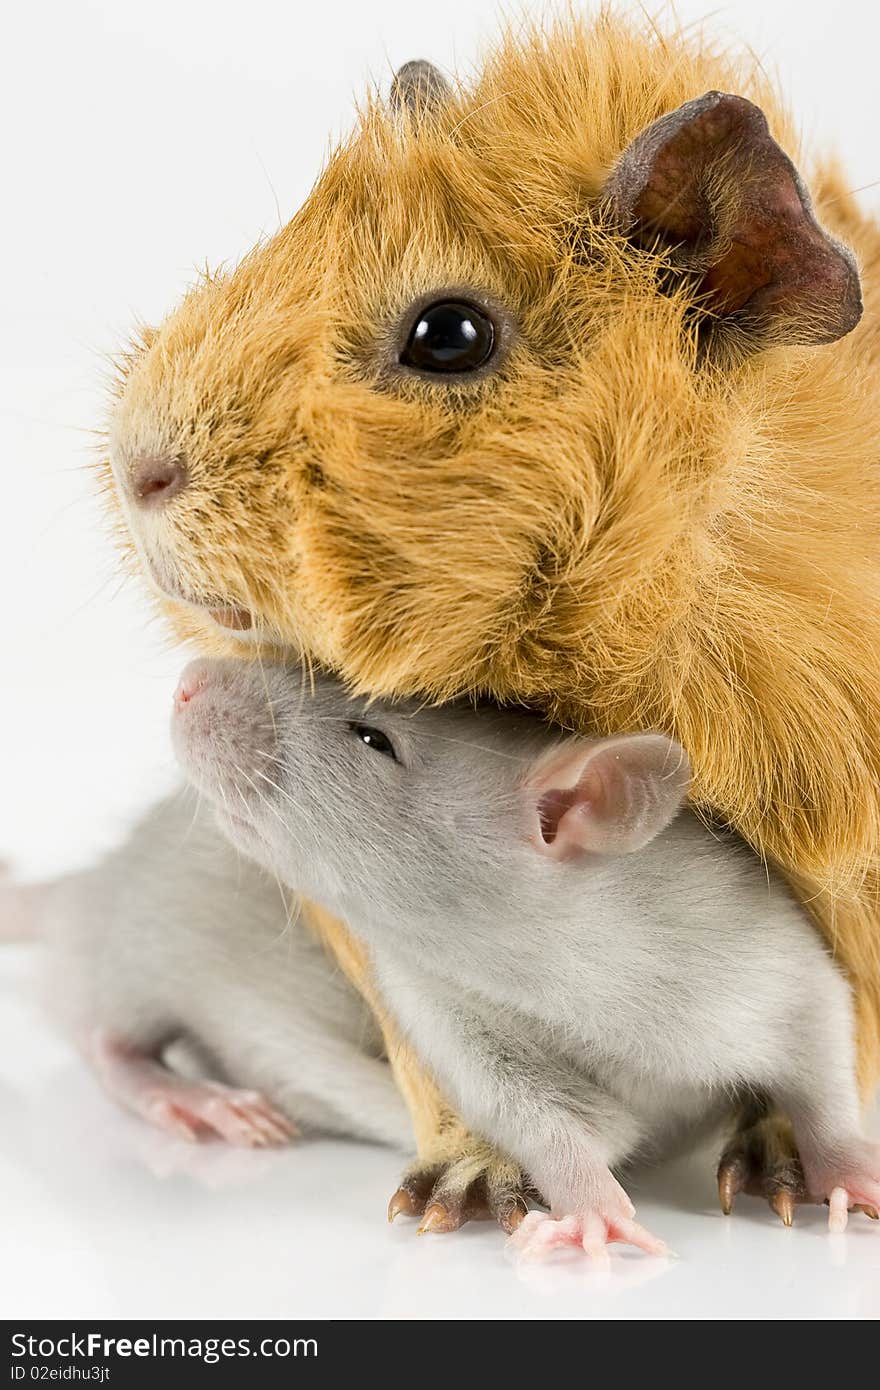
left=104, top=11, right=880, bottom=1100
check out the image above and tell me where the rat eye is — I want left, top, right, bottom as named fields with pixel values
left=350, top=723, right=398, bottom=761
left=400, top=300, right=496, bottom=373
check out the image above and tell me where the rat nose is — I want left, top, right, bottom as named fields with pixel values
left=174, top=661, right=211, bottom=711
left=130, top=454, right=188, bottom=508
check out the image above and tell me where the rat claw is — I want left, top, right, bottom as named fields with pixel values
left=417, top=1202, right=459, bottom=1235
left=613, top=1216, right=670, bottom=1257
left=828, top=1186, right=850, bottom=1233
left=770, top=1189, right=796, bottom=1227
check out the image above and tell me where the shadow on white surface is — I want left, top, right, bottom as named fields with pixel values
left=2, top=948, right=879, bottom=1320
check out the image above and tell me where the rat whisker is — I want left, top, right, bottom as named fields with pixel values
left=232, top=762, right=309, bottom=861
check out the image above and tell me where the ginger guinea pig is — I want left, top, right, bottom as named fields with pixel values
left=104, top=14, right=880, bottom=1095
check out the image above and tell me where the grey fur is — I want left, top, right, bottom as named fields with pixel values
left=172, top=658, right=876, bottom=1230
left=389, top=59, right=451, bottom=117
left=10, top=793, right=409, bottom=1148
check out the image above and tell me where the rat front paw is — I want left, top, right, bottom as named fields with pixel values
left=509, top=1190, right=667, bottom=1262
left=804, top=1139, right=880, bottom=1231
left=388, top=1139, right=538, bottom=1235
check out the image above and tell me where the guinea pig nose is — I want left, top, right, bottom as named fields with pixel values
left=130, top=454, right=188, bottom=508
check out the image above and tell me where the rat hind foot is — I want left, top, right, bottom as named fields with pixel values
left=388, top=1139, right=538, bottom=1235
left=717, top=1103, right=806, bottom=1225
left=90, top=1030, right=297, bottom=1147
left=510, top=1181, right=667, bottom=1262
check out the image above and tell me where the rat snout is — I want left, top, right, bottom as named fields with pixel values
left=174, top=661, right=210, bottom=710
left=171, top=658, right=282, bottom=817
left=172, top=658, right=259, bottom=729
left=129, top=453, right=189, bottom=509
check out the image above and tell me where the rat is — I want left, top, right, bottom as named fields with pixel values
left=1, top=794, right=409, bottom=1150
left=99, top=14, right=880, bottom=1229
left=171, top=655, right=880, bottom=1255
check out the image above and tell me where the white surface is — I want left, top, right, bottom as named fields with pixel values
left=3, top=0, right=880, bottom=1320
left=1, top=946, right=879, bottom=1320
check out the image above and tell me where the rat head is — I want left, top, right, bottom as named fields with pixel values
left=108, top=18, right=861, bottom=706
left=171, top=658, right=691, bottom=944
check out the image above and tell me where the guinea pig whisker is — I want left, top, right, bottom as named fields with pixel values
left=254, top=645, right=280, bottom=746
left=289, top=657, right=318, bottom=720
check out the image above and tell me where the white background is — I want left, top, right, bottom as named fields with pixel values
left=1, top=0, right=879, bottom=1320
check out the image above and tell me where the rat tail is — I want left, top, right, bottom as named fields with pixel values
left=0, top=863, right=48, bottom=943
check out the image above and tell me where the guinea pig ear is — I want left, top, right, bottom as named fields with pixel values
left=389, top=60, right=451, bottom=121
left=526, top=734, right=691, bottom=862
left=602, top=91, right=862, bottom=350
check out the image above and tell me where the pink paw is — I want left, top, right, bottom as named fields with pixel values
left=143, top=1083, right=298, bottom=1148
left=509, top=1205, right=667, bottom=1261
left=90, top=1032, right=298, bottom=1148
left=806, top=1140, right=880, bottom=1232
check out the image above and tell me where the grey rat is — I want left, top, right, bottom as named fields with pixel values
left=172, top=656, right=880, bottom=1255
left=1, top=794, right=409, bottom=1150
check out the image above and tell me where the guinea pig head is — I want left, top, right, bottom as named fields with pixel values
left=108, top=19, right=863, bottom=712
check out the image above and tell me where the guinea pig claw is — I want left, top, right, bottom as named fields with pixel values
left=387, top=1166, right=440, bottom=1224
left=500, top=1201, right=528, bottom=1234
left=717, top=1156, right=747, bottom=1215
left=717, top=1108, right=806, bottom=1223
left=388, top=1187, right=422, bottom=1223
left=391, top=1145, right=535, bottom=1235
left=769, top=1190, right=796, bottom=1227
left=417, top=1202, right=459, bottom=1235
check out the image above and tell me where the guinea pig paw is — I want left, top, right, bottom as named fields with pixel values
left=717, top=1108, right=806, bottom=1226
left=509, top=1204, right=667, bottom=1262
left=389, top=1142, right=536, bottom=1235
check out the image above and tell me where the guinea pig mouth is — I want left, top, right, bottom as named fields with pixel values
left=166, top=579, right=255, bottom=633
left=206, top=605, right=254, bottom=633
left=142, top=559, right=255, bottom=633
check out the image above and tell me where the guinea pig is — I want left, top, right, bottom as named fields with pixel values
left=101, top=13, right=880, bottom=1222
left=1, top=794, right=409, bottom=1149
left=171, top=656, right=880, bottom=1254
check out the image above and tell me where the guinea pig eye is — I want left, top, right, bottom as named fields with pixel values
left=350, top=723, right=398, bottom=761
left=400, top=301, right=496, bottom=373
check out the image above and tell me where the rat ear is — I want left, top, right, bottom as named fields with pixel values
left=602, top=91, right=862, bottom=349
left=526, top=734, right=691, bottom=861
left=390, top=60, right=451, bottom=120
